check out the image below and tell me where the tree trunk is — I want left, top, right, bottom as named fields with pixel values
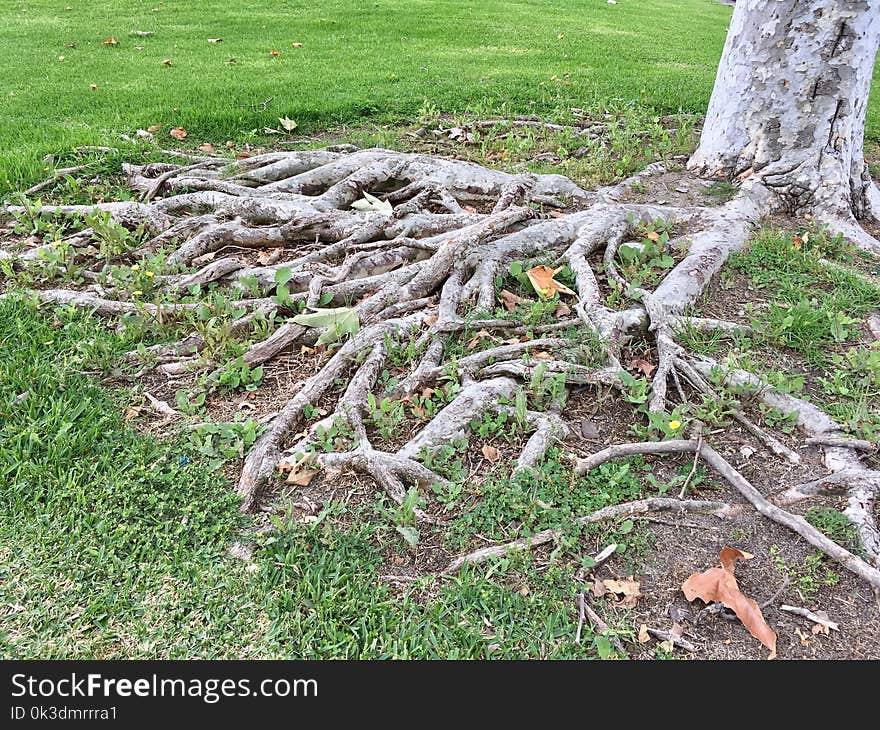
left=690, top=0, right=880, bottom=225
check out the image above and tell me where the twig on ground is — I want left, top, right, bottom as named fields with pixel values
left=582, top=600, right=627, bottom=655
left=575, top=591, right=586, bottom=645
left=442, top=497, right=734, bottom=574
left=646, top=627, right=696, bottom=652
left=805, top=436, right=877, bottom=452
left=679, top=432, right=703, bottom=498
left=780, top=604, right=839, bottom=631
left=759, top=577, right=790, bottom=609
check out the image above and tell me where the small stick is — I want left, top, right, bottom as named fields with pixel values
left=592, top=542, right=617, bottom=567
left=142, top=160, right=212, bottom=202
left=25, top=165, right=90, bottom=195
left=442, top=497, right=734, bottom=574
left=576, top=439, right=697, bottom=474
left=646, top=627, right=696, bottom=652
left=679, top=432, right=703, bottom=499
left=806, top=436, right=877, bottom=452
left=582, top=601, right=627, bottom=655
left=143, top=391, right=179, bottom=417
left=759, top=577, right=790, bottom=609
left=780, top=604, right=839, bottom=631
left=575, top=592, right=586, bottom=645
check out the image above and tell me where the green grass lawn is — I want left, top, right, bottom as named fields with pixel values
left=8, top=0, right=878, bottom=194
left=3, top=1, right=880, bottom=660
left=0, top=298, right=621, bottom=658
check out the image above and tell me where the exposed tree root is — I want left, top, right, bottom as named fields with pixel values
left=443, top=497, right=737, bottom=575
left=4, top=144, right=880, bottom=595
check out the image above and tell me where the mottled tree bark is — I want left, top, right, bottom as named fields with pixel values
left=690, top=0, right=880, bottom=236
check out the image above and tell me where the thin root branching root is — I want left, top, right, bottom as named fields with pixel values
left=3, top=146, right=879, bottom=591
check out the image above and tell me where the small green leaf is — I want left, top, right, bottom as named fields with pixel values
left=274, top=267, right=293, bottom=287
left=595, top=634, right=613, bottom=659
left=395, top=525, right=420, bottom=547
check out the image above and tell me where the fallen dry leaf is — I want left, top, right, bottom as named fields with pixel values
left=628, top=358, right=656, bottom=377
left=602, top=577, right=642, bottom=608
left=278, top=116, right=298, bottom=132
left=198, top=143, right=216, bottom=153
left=147, top=124, right=162, bottom=133
left=278, top=456, right=320, bottom=486
left=256, top=248, right=282, bottom=265
left=162, top=58, right=172, bottom=66
left=499, top=289, right=524, bottom=312
left=467, top=329, right=493, bottom=350
left=526, top=265, right=576, bottom=298
left=102, top=37, right=118, bottom=46
left=532, top=350, right=553, bottom=360
left=286, top=468, right=319, bottom=486
left=269, top=49, right=281, bottom=56
left=637, top=624, right=651, bottom=643
left=481, top=444, right=501, bottom=463
left=169, top=127, right=187, bottom=140
left=682, top=547, right=777, bottom=658
left=554, top=300, right=571, bottom=318
left=645, top=230, right=660, bottom=241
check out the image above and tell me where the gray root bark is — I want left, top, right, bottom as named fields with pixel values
left=4, top=137, right=880, bottom=592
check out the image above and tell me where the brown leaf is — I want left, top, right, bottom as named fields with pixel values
left=277, top=457, right=320, bottom=486
left=645, top=230, right=660, bottom=242
left=169, top=127, right=187, bottom=140
left=256, top=248, right=282, bottom=265
left=467, top=329, right=492, bottom=350
left=102, top=37, right=118, bottom=46
left=269, top=49, right=281, bottom=56
left=286, top=468, right=319, bottom=486
left=198, top=143, right=216, bottom=153
left=628, top=358, right=656, bottom=377
left=481, top=444, right=501, bottom=463
left=162, top=58, right=173, bottom=66
left=591, top=578, right=606, bottom=598
left=499, top=289, right=523, bottom=312
left=682, top=547, right=777, bottom=658
left=602, top=577, right=642, bottom=608
left=424, top=314, right=438, bottom=326
left=637, top=624, right=651, bottom=643
left=554, top=300, right=571, bottom=318
left=147, top=124, right=162, bottom=133
left=532, top=350, right=553, bottom=360
left=526, top=265, right=576, bottom=298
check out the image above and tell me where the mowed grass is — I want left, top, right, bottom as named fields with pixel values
left=0, top=298, right=625, bottom=659
left=0, top=0, right=764, bottom=192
